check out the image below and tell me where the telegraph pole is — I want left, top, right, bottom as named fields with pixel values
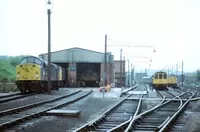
left=176, top=63, right=178, bottom=79
left=128, top=59, right=129, bottom=87
left=46, top=0, right=52, bottom=94
left=123, top=56, right=125, bottom=87
left=131, top=64, right=132, bottom=86
left=120, top=48, right=122, bottom=88
left=182, top=61, right=184, bottom=87
left=104, top=34, right=107, bottom=86
left=133, top=67, right=134, bottom=85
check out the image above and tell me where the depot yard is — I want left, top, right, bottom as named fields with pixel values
left=0, top=86, right=199, bottom=132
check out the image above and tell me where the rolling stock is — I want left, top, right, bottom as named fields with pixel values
left=152, top=71, right=168, bottom=89
left=15, top=56, right=66, bottom=93
left=143, top=72, right=178, bottom=90
left=167, top=74, right=177, bottom=88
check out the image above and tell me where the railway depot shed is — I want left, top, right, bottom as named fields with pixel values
left=39, top=47, right=114, bottom=87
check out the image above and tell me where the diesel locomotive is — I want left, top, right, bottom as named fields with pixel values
left=16, top=56, right=66, bottom=93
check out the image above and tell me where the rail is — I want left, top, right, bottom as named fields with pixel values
left=159, top=88, right=197, bottom=132
left=74, top=94, right=132, bottom=131
left=108, top=86, right=144, bottom=131
left=0, top=90, right=92, bottom=130
left=124, top=90, right=187, bottom=131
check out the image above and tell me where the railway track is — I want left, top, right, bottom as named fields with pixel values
left=0, top=92, right=20, bottom=99
left=120, top=85, right=139, bottom=97
left=73, top=94, right=141, bottom=132
left=0, top=90, right=92, bottom=130
left=157, top=90, right=175, bottom=99
left=117, top=89, right=196, bottom=132
left=74, top=85, right=163, bottom=132
left=0, top=93, right=35, bottom=104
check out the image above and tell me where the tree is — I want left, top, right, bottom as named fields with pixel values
left=196, top=69, right=200, bottom=82
left=10, top=56, right=25, bottom=67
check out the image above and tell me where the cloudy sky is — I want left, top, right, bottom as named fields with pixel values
left=0, top=0, right=200, bottom=73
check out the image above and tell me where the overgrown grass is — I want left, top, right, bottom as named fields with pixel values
left=0, top=60, right=16, bottom=82
left=0, top=55, right=28, bottom=92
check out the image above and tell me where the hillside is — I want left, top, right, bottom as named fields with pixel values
left=0, top=60, right=16, bottom=81
left=0, top=55, right=27, bottom=82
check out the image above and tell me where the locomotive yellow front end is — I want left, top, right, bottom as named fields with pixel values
left=15, top=56, right=45, bottom=93
left=16, top=64, right=41, bottom=81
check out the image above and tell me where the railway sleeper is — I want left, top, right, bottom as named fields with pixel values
left=106, top=115, right=131, bottom=119
left=142, top=117, right=168, bottom=121
left=134, top=127, right=158, bottom=131
left=141, top=120, right=168, bottom=125
left=105, top=118, right=130, bottom=122
left=111, top=110, right=135, bottom=113
left=102, top=120, right=124, bottom=123
left=108, top=112, right=133, bottom=116
left=98, top=125, right=118, bottom=129
left=135, top=124, right=160, bottom=128
left=98, top=123, right=119, bottom=127
left=139, top=122, right=166, bottom=125
left=93, top=128, right=113, bottom=131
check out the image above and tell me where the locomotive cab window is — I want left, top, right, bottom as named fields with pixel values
left=20, top=58, right=27, bottom=64
left=20, top=56, right=43, bottom=66
left=34, top=58, right=42, bottom=65
left=27, top=57, right=35, bottom=63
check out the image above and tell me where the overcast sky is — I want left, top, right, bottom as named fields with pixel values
left=0, top=0, right=200, bottom=73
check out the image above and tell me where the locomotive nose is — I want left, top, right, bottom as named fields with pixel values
left=23, top=75, right=28, bottom=79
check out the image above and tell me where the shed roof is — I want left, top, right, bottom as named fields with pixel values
left=39, top=47, right=108, bottom=56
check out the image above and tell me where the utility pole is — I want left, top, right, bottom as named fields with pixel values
left=133, top=67, right=134, bottom=85
left=182, top=61, right=184, bottom=87
left=176, top=63, right=178, bottom=80
left=104, top=34, right=107, bottom=86
left=131, top=64, right=132, bottom=86
left=123, top=56, right=125, bottom=87
left=109, top=55, right=111, bottom=84
left=167, top=67, right=169, bottom=75
left=128, top=59, right=129, bottom=87
left=46, top=0, right=52, bottom=94
left=120, top=48, right=122, bottom=88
